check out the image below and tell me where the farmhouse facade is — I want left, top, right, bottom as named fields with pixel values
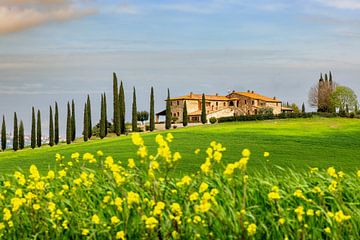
left=161, top=90, right=292, bottom=123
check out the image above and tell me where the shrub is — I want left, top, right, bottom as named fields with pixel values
left=209, top=117, right=217, bottom=124
left=0, top=134, right=359, bottom=239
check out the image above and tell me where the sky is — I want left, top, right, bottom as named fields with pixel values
left=0, top=0, right=360, bottom=137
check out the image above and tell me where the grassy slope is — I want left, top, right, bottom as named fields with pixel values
left=0, top=117, right=359, bottom=176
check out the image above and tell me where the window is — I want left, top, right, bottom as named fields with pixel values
left=252, top=100, right=255, bottom=105
left=224, top=102, right=226, bottom=106
left=245, top=100, right=247, bottom=104
left=216, top=102, right=218, bottom=106
left=177, top=101, right=179, bottom=105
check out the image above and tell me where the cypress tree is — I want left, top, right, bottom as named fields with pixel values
left=100, top=94, right=106, bottom=139
left=201, top=93, right=207, bottom=124
left=87, top=95, right=92, bottom=139
left=149, top=87, right=155, bottom=131
left=83, top=102, right=88, bottom=142
left=71, top=100, right=76, bottom=141
left=1, top=116, right=6, bottom=151
left=183, top=101, right=188, bottom=126
left=13, top=112, right=18, bottom=151
left=302, top=103, right=306, bottom=113
left=165, top=88, right=171, bottom=130
left=119, top=81, right=126, bottom=134
left=132, top=87, right=138, bottom=132
left=55, top=102, right=59, bottom=145
left=37, top=110, right=42, bottom=147
left=104, top=93, right=108, bottom=136
left=113, top=73, right=120, bottom=135
left=19, top=120, right=24, bottom=150
left=31, top=107, right=36, bottom=149
left=49, top=106, right=54, bottom=147
left=66, top=102, right=72, bottom=144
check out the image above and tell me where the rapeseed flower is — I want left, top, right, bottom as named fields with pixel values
left=247, top=223, right=257, bottom=236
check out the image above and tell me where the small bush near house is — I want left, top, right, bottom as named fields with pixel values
left=209, top=117, right=217, bottom=124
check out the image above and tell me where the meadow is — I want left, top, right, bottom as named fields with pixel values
left=0, top=117, right=359, bottom=176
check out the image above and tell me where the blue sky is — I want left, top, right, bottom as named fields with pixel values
left=0, top=0, right=360, bottom=136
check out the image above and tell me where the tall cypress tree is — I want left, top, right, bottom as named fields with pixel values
left=13, top=112, right=18, bottom=151
left=113, top=73, right=120, bottom=135
left=183, top=101, right=188, bottom=127
left=100, top=94, right=105, bottom=139
left=132, top=87, right=137, bottom=132
left=119, top=81, right=126, bottom=134
left=83, top=102, right=88, bottom=142
left=150, top=87, right=155, bottom=131
left=31, top=107, right=36, bottom=149
left=71, top=99, right=76, bottom=141
left=165, top=88, right=171, bottom=130
left=55, top=102, right=59, bottom=145
left=201, top=93, right=207, bottom=124
left=66, top=102, right=72, bottom=144
left=302, top=103, right=306, bottom=113
left=19, top=120, right=24, bottom=150
left=104, top=93, right=108, bottom=136
left=49, top=106, right=54, bottom=147
left=87, top=95, right=92, bottom=139
left=1, top=116, right=6, bottom=151
left=37, top=110, right=42, bottom=147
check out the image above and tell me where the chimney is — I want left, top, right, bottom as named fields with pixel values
left=247, top=90, right=250, bottom=93
left=232, top=90, right=235, bottom=93
left=251, top=91, right=254, bottom=93
left=215, top=93, right=219, bottom=96
left=273, top=96, right=276, bottom=100
left=189, top=92, right=193, bottom=98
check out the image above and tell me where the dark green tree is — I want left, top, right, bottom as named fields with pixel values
left=119, top=81, right=126, bottom=134
left=83, top=102, right=88, bottom=142
left=150, top=87, right=155, bottom=131
left=1, top=116, right=6, bottom=151
left=100, top=94, right=106, bottom=139
left=183, top=101, right=188, bottom=126
left=49, top=106, right=54, bottom=147
left=201, top=93, right=207, bottom=124
left=31, top=107, right=36, bottom=149
left=355, top=104, right=359, bottom=114
left=302, top=103, right=306, bottom=113
left=113, top=73, right=120, bottom=135
left=165, top=88, right=171, bottom=129
left=66, top=102, right=72, bottom=144
left=132, top=87, right=138, bottom=132
left=104, top=93, right=108, bottom=136
left=19, top=120, right=25, bottom=150
left=71, top=99, right=76, bottom=141
left=37, top=110, right=42, bottom=147
left=87, top=95, right=92, bottom=139
left=13, top=112, right=18, bottom=151
left=55, top=102, right=59, bottom=145
left=137, top=111, right=149, bottom=125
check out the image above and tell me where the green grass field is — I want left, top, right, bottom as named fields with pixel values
left=0, top=117, right=359, bottom=176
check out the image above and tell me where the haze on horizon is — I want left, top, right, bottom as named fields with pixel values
left=0, top=0, right=360, bottom=136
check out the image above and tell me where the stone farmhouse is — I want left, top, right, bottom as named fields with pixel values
left=157, top=90, right=293, bottom=123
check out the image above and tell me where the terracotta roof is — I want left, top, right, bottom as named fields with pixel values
left=281, top=107, right=293, bottom=111
left=169, top=93, right=230, bottom=101
left=231, top=92, right=281, bottom=103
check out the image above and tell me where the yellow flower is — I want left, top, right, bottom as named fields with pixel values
left=116, top=231, right=125, bottom=240
left=338, top=171, right=345, bottom=178
left=58, top=170, right=66, bottom=178
left=127, top=192, right=140, bottom=206
left=306, top=209, right=314, bottom=216
left=264, top=152, right=270, bottom=157
left=171, top=203, right=182, bottom=216
left=71, top=152, right=80, bottom=160
left=82, top=229, right=90, bottom=236
left=193, top=215, right=202, bottom=223
left=11, top=198, right=25, bottom=212
left=294, top=206, right=304, bottom=222
left=199, top=182, right=208, bottom=193
left=334, top=210, right=351, bottom=223
left=15, top=189, right=23, bottom=197
left=268, top=191, right=281, bottom=201
left=111, top=216, right=120, bottom=225
left=210, top=188, right=219, bottom=196
left=145, top=217, right=158, bottom=230
left=29, top=165, right=40, bottom=181
left=242, top=149, right=251, bottom=158
left=150, top=161, right=160, bottom=170
left=180, top=175, right=192, bottom=186
left=328, top=181, right=337, bottom=192
left=189, top=192, right=199, bottom=201
left=0, top=223, right=5, bottom=230
left=357, top=170, right=360, bottom=177
left=315, top=210, right=321, bottom=216
left=238, top=157, right=249, bottom=169
left=247, top=223, right=257, bottom=236
left=97, top=150, right=104, bottom=157
left=47, top=170, right=55, bottom=180
left=3, top=208, right=12, bottom=221
left=33, top=204, right=41, bottom=211
left=173, top=152, right=181, bottom=162
left=195, top=201, right=211, bottom=213
left=62, top=220, right=69, bottom=229
left=128, top=158, right=136, bottom=168
left=153, top=202, right=165, bottom=215
left=324, top=227, right=331, bottom=234
left=194, top=149, right=200, bottom=155
left=213, top=151, right=222, bottom=163
left=327, top=167, right=338, bottom=178
left=55, top=153, right=62, bottom=161
left=166, top=133, right=174, bottom=142
left=132, top=133, right=144, bottom=146
left=224, top=163, right=236, bottom=176
left=278, top=218, right=285, bottom=225
left=200, top=161, right=211, bottom=174
left=309, top=167, right=318, bottom=174
left=91, top=214, right=100, bottom=224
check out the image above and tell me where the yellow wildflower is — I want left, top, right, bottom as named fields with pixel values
left=47, top=170, right=55, bottom=180
left=309, top=167, right=318, bottom=174
left=3, top=208, right=12, bottom=221
left=327, top=167, right=338, bottom=178
left=194, top=149, right=200, bottom=155
left=145, top=217, right=158, bottom=230
left=127, top=192, right=140, bottom=206
left=294, top=206, right=304, bottom=222
left=306, top=209, right=314, bottom=216
left=264, top=152, right=270, bottom=157
left=213, top=151, right=222, bottom=163
left=334, top=210, right=351, bottom=223
left=224, top=163, right=236, bottom=176
left=153, top=202, right=165, bottom=215
left=111, top=216, right=120, bottom=225
left=173, top=152, right=181, bottom=161
left=166, top=133, right=174, bottom=142
left=247, top=223, right=257, bottom=236
left=328, top=181, right=337, bottom=192
left=268, top=191, right=280, bottom=201
left=116, top=231, right=125, bottom=240
left=82, top=229, right=90, bottom=236
left=91, top=214, right=100, bottom=224
left=97, top=150, right=104, bottom=157
left=132, top=133, right=144, bottom=146
left=278, top=218, right=285, bottom=225
left=171, top=203, right=182, bottom=216
left=324, top=227, right=331, bottom=234
left=33, top=204, right=41, bottom=211
left=193, top=215, right=201, bottom=224
left=357, top=170, right=360, bottom=177
left=242, top=149, right=251, bottom=158
left=189, top=192, right=199, bottom=201
left=199, top=182, right=208, bottom=193
left=128, top=158, right=136, bottom=168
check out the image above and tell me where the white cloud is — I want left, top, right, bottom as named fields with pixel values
left=0, top=0, right=96, bottom=34
left=316, top=0, right=360, bottom=10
